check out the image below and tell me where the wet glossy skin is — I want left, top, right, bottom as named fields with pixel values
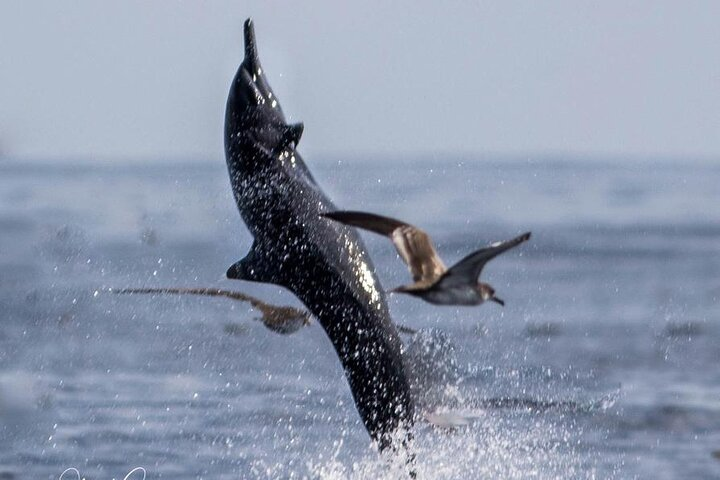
left=223, top=19, right=414, bottom=450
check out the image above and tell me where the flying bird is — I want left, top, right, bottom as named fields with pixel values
left=112, top=287, right=418, bottom=335
left=322, top=211, right=531, bottom=307
left=113, top=287, right=311, bottom=334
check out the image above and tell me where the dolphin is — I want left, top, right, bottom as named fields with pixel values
left=223, top=19, right=415, bottom=451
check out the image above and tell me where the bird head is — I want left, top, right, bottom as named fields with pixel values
left=478, top=283, right=504, bottom=307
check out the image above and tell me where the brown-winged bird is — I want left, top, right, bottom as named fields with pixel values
left=114, top=287, right=311, bottom=334
left=113, top=287, right=418, bottom=335
left=322, top=211, right=531, bottom=307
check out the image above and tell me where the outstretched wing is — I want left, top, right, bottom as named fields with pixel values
left=322, top=211, right=447, bottom=284
left=391, top=225, right=447, bottom=284
left=113, top=287, right=263, bottom=308
left=437, top=232, right=531, bottom=288
left=112, top=287, right=310, bottom=334
left=113, top=286, right=417, bottom=336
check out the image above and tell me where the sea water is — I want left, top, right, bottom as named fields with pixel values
left=0, top=157, right=718, bottom=479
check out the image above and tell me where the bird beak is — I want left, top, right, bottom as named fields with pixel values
left=491, top=296, right=505, bottom=307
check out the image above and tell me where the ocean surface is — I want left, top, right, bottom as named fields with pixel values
left=0, top=158, right=718, bottom=479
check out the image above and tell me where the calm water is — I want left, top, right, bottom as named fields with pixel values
left=0, top=158, right=718, bottom=479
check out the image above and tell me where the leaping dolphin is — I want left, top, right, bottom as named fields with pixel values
left=223, top=19, right=415, bottom=451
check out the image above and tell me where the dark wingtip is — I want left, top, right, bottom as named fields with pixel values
left=317, top=210, right=402, bottom=236
left=243, top=18, right=258, bottom=63
left=320, top=211, right=346, bottom=222
left=319, top=210, right=352, bottom=224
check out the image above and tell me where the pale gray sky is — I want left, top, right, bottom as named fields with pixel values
left=1, top=1, right=719, bottom=162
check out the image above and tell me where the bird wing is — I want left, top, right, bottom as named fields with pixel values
left=391, top=225, right=447, bottom=283
left=322, top=210, right=446, bottom=283
left=322, top=210, right=406, bottom=235
left=113, top=287, right=262, bottom=306
left=437, top=232, right=531, bottom=288
left=112, top=287, right=310, bottom=330
left=115, top=285, right=413, bottom=335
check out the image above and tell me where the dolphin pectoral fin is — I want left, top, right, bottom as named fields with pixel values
left=226, top=260, right=244, bottom=280
left=226, top=241, right=281, bottom=285
left=226, top=257, right=268, bottom=283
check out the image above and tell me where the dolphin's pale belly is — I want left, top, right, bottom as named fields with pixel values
left=422, top=286, right=483, bottom=306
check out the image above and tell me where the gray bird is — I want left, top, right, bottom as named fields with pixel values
left=322, top=211, right=531, bottom=307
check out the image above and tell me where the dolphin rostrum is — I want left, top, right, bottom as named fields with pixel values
left=223, top=19, right=415, bottom=451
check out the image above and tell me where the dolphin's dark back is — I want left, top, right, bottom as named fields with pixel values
left=223, top=19, right=414, bottom=450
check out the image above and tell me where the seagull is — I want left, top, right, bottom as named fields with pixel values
left=322, top=211, right=531, bottom=307
left=112, top=287, right=418, bottom=335
left=113, top=287, right=311, bottom=335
